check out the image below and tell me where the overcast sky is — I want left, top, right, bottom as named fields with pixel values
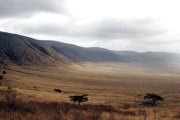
left=0, top=0, right=180, bottom=53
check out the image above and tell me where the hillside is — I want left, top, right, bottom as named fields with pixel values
left=0, top=31, right=180, bottom=65
left=44, top=41, right=121, bottom=62
left=0, top=31, right=123, bottom=64
left=0, top=31, right=70, bottom=65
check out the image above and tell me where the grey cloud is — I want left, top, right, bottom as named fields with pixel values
left=85, top=19, right=165, bottom=40
left=0, top=0, right=65, bottom=18
left=14, top=18, right=165, bottom=41
left=1, top=17, right=179, bottom=52
left=12, top=23, right=70, bottom=36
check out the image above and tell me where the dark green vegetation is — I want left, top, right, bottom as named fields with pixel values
left=70, top=94, right=88, bottom=105
left=54, top=89, right=62, bottom=93
left=0, top=59, right=7, bottom=86
left=135, top=93, right=164, bottom=106
left=143, top=93, right=164, bottom=106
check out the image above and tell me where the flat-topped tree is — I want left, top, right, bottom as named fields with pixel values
left=144, top=93, right=164, bottom=105
left=70, top=94, right=88, bottom=105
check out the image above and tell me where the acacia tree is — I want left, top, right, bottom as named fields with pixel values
left=143, top=93, right=164, bottom=105
left=70, top=94, right=88, bottom=105
left=0, top=59, right=8, bottom=85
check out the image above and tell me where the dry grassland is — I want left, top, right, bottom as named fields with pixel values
left=0, top=62, right=180, bottom=119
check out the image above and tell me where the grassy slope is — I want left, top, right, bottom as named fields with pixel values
left=1, top=62, right=180, bottom=119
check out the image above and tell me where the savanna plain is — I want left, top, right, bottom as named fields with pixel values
left=0, top=62, right=180, bottom=120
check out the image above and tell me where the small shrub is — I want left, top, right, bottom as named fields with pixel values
left=54, top=89, right=62, bottom=93
left=70, top=94, right=88, bottom=105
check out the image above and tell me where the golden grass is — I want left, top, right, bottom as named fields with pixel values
left=1, top=62, right=180, bottom=119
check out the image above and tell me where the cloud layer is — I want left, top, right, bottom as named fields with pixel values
left=0, top=0, right=180, bottom=53
left=6, top=18, right=164, bottom=40
left=0, top=0, right=65, bottom=18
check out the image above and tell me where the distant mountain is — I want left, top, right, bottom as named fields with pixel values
left=0, top=31, right=180, bottom=65
left=45, top=41, right=121, bottom=62
left=115, top=51, right=180, bottom=65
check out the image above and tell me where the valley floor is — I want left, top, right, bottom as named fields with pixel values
left=0, top=62, right=180, bottom=120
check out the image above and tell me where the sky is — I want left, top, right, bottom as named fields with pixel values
left=0, top=0, right=180, bottom=53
